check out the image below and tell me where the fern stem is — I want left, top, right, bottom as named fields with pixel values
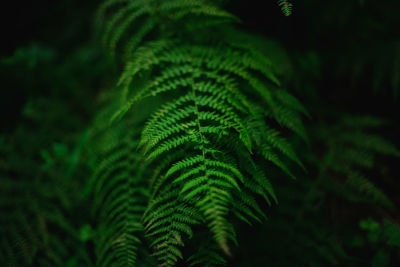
left=189, top=65, right=230, bottom=255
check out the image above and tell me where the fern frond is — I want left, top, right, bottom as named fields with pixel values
left=107, top=37, right=306, bottom=256
left=96, top=0, right=307, bottom=263
left=337, top=132, right=400, bottom=157
left=315, top=115, right=399, bottom=208
left=278, top=0, right=293, bottom=16
left=346, top=171, right=392, bottom=207
left=187, top=241, right=226, bottom=266
left=96, top=0, right=237, bottom=60
left=140, top=86, right=244, bottom=252
left=143, top=186, right=201, bottom=267
left=247, top=115, right=304, bottom=170
left=116, top=42, right=307, bottom=140
left=91, top=117, right=151, bottom=267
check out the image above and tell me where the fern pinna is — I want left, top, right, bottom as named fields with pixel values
left=277, top=0, right=293, bottom=16
left=93, top=0, right=306, bottom=266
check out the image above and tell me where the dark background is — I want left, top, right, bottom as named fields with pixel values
left=2, top=0, right=399, bottom=130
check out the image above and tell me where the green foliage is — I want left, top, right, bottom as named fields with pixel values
left=1, top=0, right=400, bottom=266
left=91, top=119, right=149, bottom=267
left=96, top=0, right=238, bottom=60
left=277, top=0, right=293, bottom=16
left=311, top=115, right=399, bottom=207
left=91, top=0, right=308, bottom=264
left=237, top=114, right=400, bottom=267
left=187, top=240, right=226, bottom=266
left=0, top=112, right=92, bottom=267
left=357, top=218, right=400, bottom=267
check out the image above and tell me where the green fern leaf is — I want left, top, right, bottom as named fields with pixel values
left=278, top=0, right=293, bottom=16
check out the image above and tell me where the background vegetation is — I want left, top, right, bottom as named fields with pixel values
left=1, top=0, right=400, bottom=266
